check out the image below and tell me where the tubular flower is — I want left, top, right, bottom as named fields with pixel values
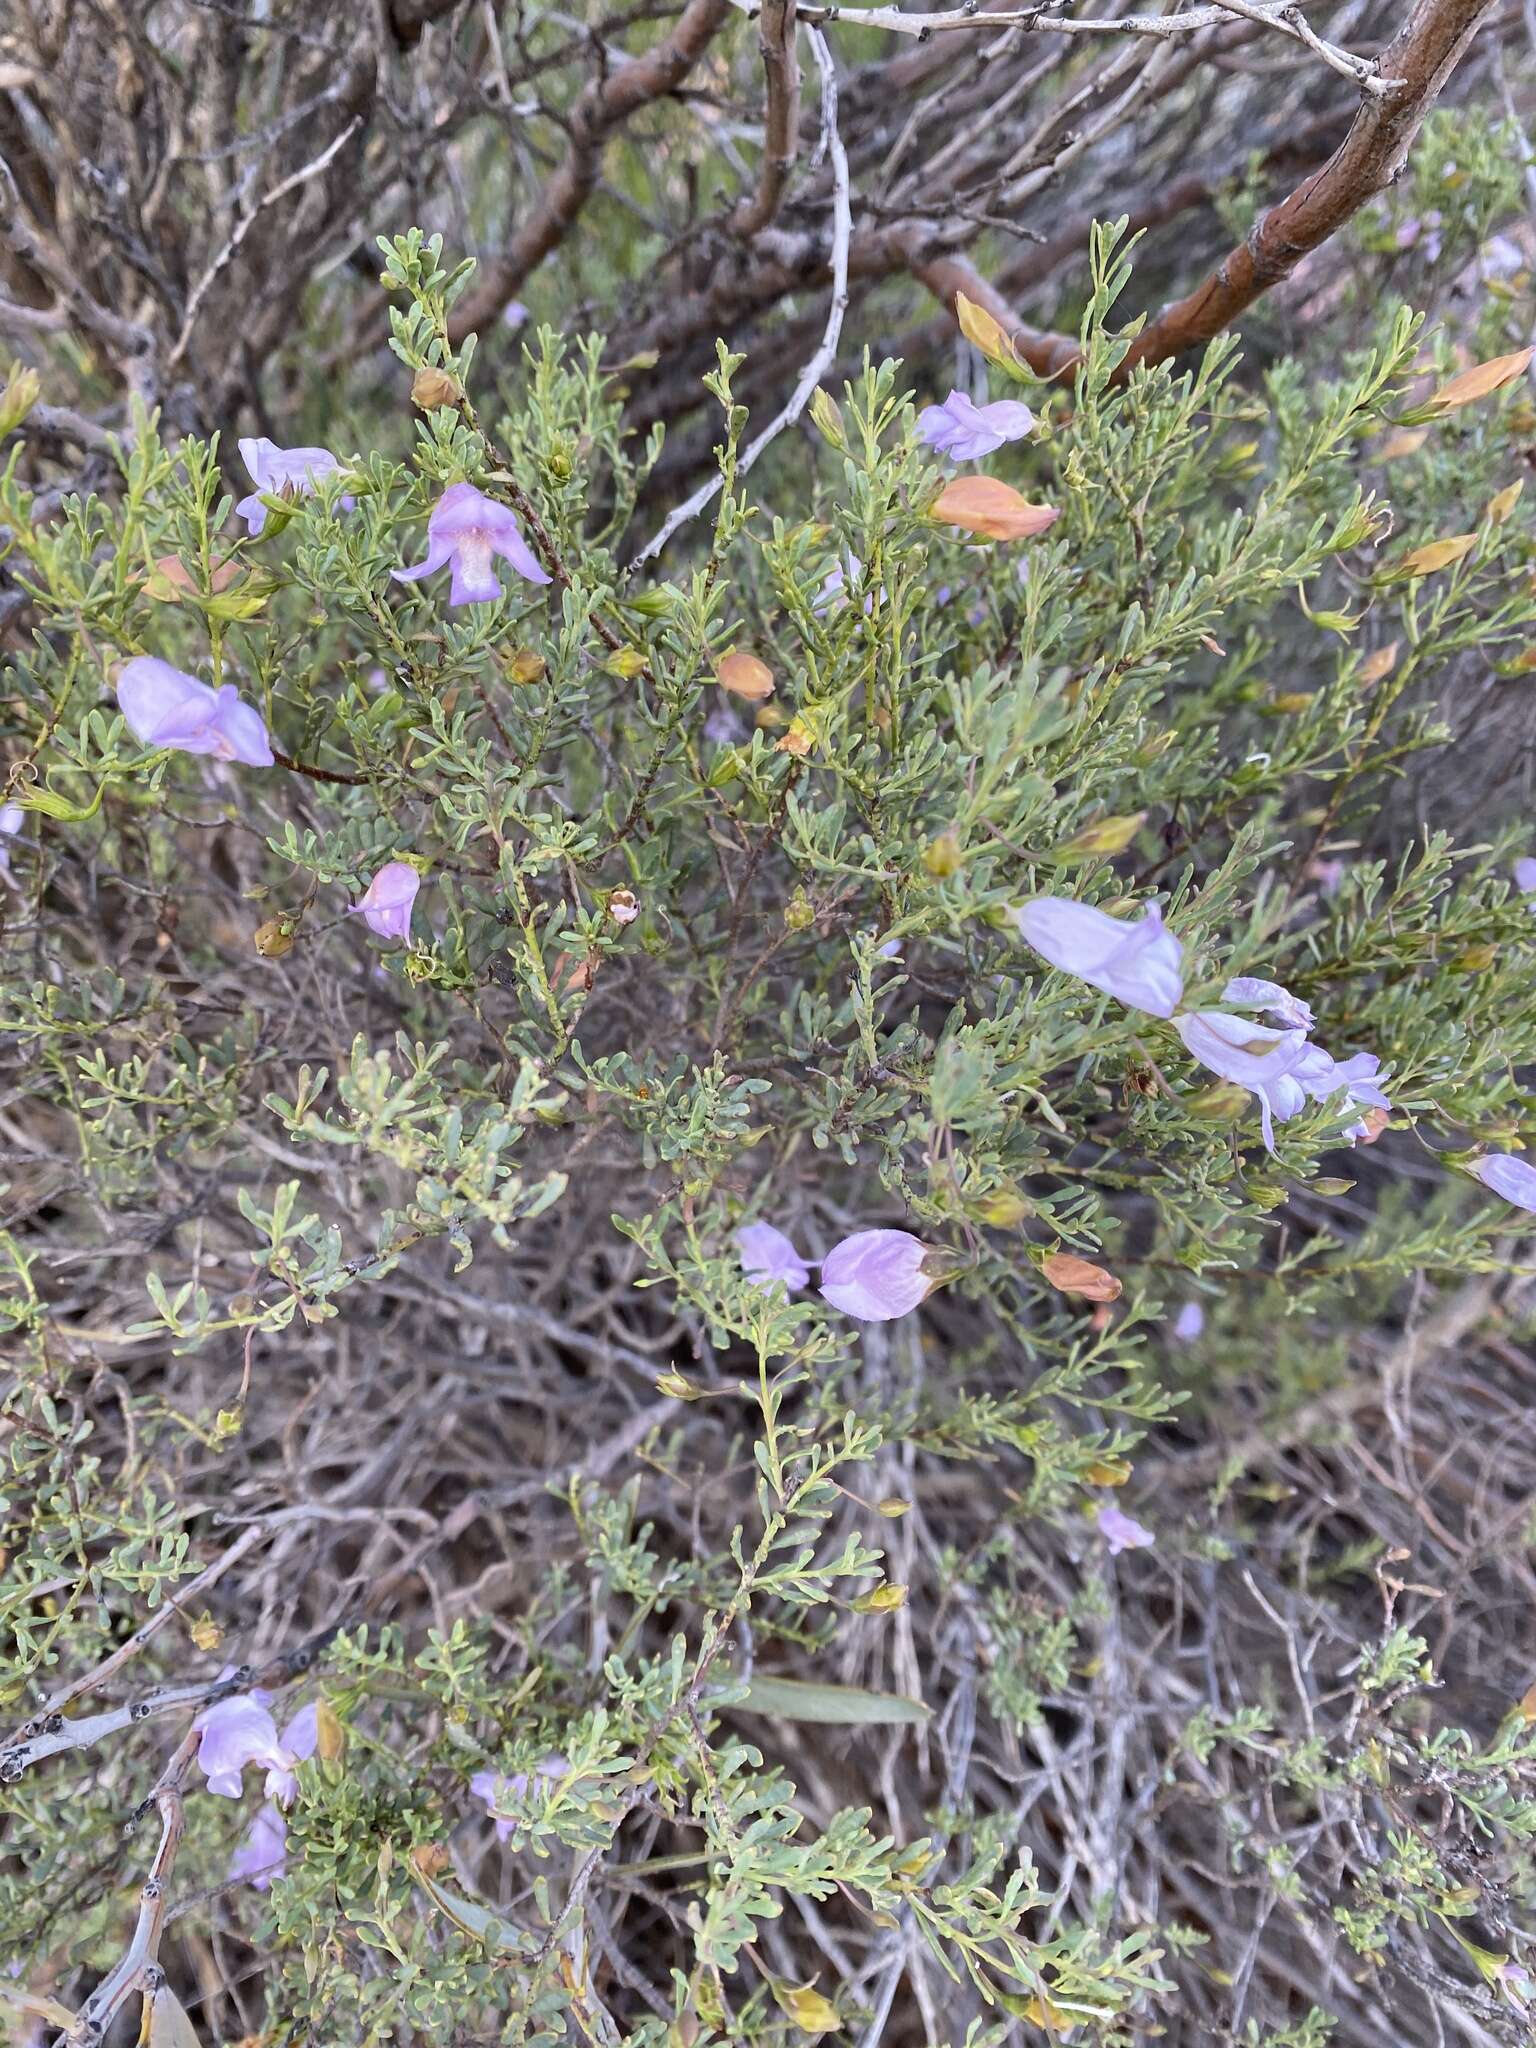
left=916, top=390, right=1035, bottom=462
left=737, top=1222, right=811, bottom=1293
left=229, top=1801, right=288, bottom=1890
left=1097, top=1505, right=1154, bottom=1555
left=819, top=1229, right=932, bottom=1322
left=1470, top=1152, right=1536, bottom=1213
left=194, top=1693, right=293, bottom=1799
left=117, top=657, right=273, bottom=767
left=235, top=437, right=350, bottom=537
left=391, top=482, right=551, bottom=606
left=348, top=861, right=419, bottom=941
left=1174, top=1012, right=1313, bottom=1152
left=1011, top=897, right=1184, bottom=1018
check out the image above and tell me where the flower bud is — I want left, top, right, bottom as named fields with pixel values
left=508, top=647, right=546, bottom=684
left=716, top=650, right=775, bottom=701
left=410, top=364, right=462, bottom=411
left=1046, top=812, right=1146, bottom=864
left=922, top=831, right=963, bottom=878
left=254, top=918, right=295, bottom=958
left=784, top=889, right=815, bottom=933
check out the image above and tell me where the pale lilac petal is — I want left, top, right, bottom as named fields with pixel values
left=347, top=861, right=419, bottom=941
left=391, top=533, right=454, bottom=586
left=446, top=535, right=504, bottom=607
left=1174, top=1011, right=1313, bottom=1154
left=429, top=482, right=500, bottom=536
left=228, top=1801, right=288, bottom=1890
left=1471, top=1153, right=1536, bottom=1213
left=1221, top=976, right=1315, bottom=1031
left=1097, top=1505, right=1154, bottom=1555
left=917, top=390, right=1035, bottom=462
left=488, top=521, right=552, bottom=587
left=819, top=1229, right=931, bottom=1322
left=1291, top=1043, right=1390, bottom=1141
left=1515, top=857, right=1536, bottom=896
left=117, top=658, right=271, bottom=767
left=194, top=1694, right=290, bottom=1799
left=264, top=1700, right=321, bottom=1805
left=737, top=1222, right=810, bottom=1293
left=1171, top=1301, right=1204, bottom=1342
left=1010, top=897, right=1184, bottom=1017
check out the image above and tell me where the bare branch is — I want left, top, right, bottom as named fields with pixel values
left=730, top=0, right=801, bottom=238
left=628, top=21, right=850, bottom=572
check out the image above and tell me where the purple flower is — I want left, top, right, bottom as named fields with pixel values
left=194, top=1693, right=292, bottom=1799
left=1515, top=857, right=1536, bottom=896
left=0, top=802, right=22, bottom=889
left=917, top=390, right=1036, bottom=463
left=704, top=703, right=744, bottom=746
left=235, top=437, right=350, bottom=538
left=1097, top=1505, right=1154, bottom=1555
left=1010, top=897, right=1184, bottom=1018
left=503, top=300, right=530, bottom=331
left=1307, top=857, right=1347, bottom=897
left=392, top=482, right=551, bottom=606
left=117, top=657, right=273, bottom=768
left=737, top=1221, right=811, bottom=1293
left=1496, top=1959, right=1533, bottom=2007
left=228, top=1801, right=288, bottom=1890
left=264, top=1701, right=320, bottom=1807
left=812, top=554, right=880, bottom=617
left=1221, top=976, right=1314, bottom=1031
left=1171, top=1301, right=1205, bottom=1342
left=1470, top=1152, right=1536, bottom=1213
left=472, top=1754, right=567, bottom=1843
left=819, top=1229, right=932, bottom=1322
left=1174, top=1011, right=1313, bottom=1151
left=348, top=861, right=419, bottom=941
left=1292, top=1044, right=1391, bottom=1142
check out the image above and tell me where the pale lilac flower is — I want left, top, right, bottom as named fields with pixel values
left=117, top=657, right=273, bottom=768
left=917, top=390, right=1036, bottom=463
left=228, top=1801, right=288, bottom=1890
left=1291, top=1043, right=1391, bottom=1142
left=1470, top=1152, right=1536, bottom=1213
left=264, top=1701, right=320, bottom=1807
left=0, top=802, right=22, bottom=888
left=1307, top=857, right=1346, bottom=897
left=503, top=299, right=530, bottom=331
left=608, top=892, right=641, bottom=926
left=1480, top=234, right=1526, bottom=282
left=235, top=437, right=350, bottom=538
left=819, top=1229, right=932, bottom=1322
left=1514, top=857, right=1536, bottom=896
left=348, top=861, right=419, bottom=941
left=1097, top=1505, right=1154, bottom=1555
left=1010, top=897, right=1184, bottom=1018
left=1222, top=976, right=1315, bottom=1031
left=194, top=1693, right=293, bottom=1799
left=392, top=482, right=551, bottom=606
left=1395, top=210, right=1443, bottom=261
left=812, top=554, right=880, bottom=617
left=737, top=1221, right=811, bottom=1292
left=1495, top=1959, right=1533, bottom=2007
left=1175, top=1011, right=1313, bottom=1152
left=1171, top=1301, right=1205, bottom=1342
left=876, top=937, right=903, bottom=960
left=472, top=1754, right=568, bottom=1842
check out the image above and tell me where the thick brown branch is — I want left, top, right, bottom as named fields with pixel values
left=1116, top=0, right=1497, bottom=376
left=449, top=0, right=733, bottom=337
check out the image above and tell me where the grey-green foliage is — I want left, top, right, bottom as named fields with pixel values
left=4, top=208, right=1536, bottom=2046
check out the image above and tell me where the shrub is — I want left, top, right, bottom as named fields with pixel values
left=5, top=200, right=1536, bottom=2046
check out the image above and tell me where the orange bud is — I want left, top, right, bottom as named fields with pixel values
left=1041, top=1252, right=1122, bottom=1301
left=716, top=650, right=775, bottom=701
left=931, top=476, right=1059, bottom=542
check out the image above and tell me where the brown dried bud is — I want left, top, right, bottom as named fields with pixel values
left=411, top=364, right=462, bottom=411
